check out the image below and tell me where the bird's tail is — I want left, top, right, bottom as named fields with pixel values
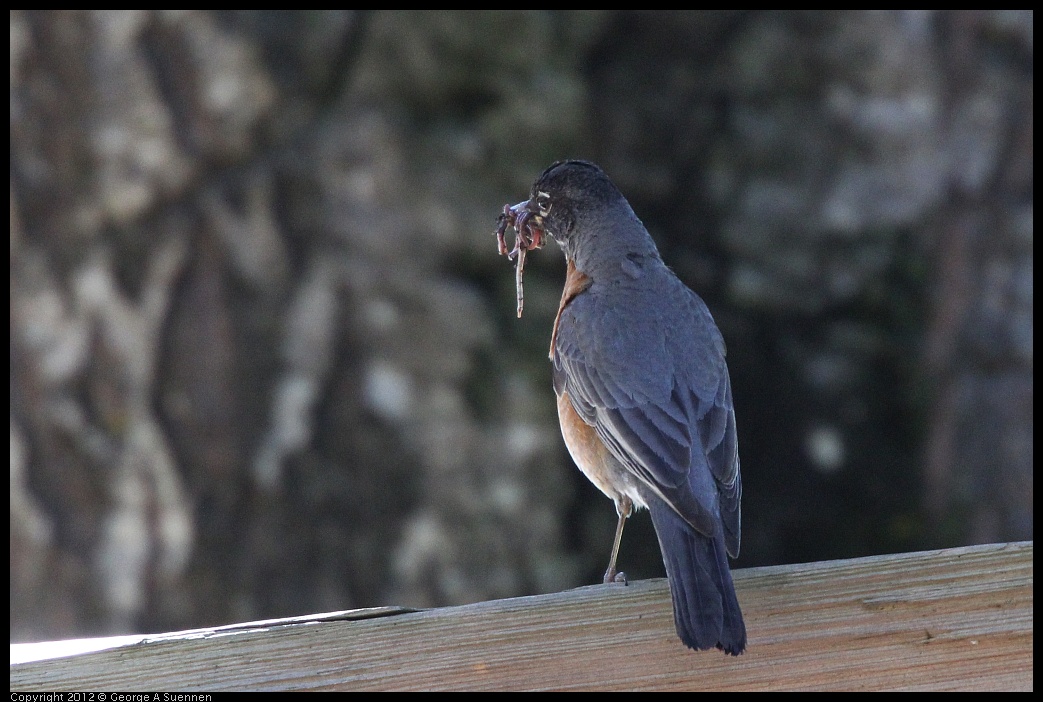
left=648, top=501, right=746, bottom=655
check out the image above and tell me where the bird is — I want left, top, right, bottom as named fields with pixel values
left=498, top=160, right=746, bottom=654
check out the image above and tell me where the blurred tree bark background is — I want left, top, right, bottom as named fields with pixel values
left=10, top=10, right=1032, bottom=641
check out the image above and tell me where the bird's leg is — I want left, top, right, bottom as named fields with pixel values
left=603, top=495, right=633, bottom=584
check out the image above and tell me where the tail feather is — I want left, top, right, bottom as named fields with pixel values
left=648, top=500, right=746, bottom=655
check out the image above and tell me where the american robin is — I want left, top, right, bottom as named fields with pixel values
left=497, top=160, right=746, bottom=655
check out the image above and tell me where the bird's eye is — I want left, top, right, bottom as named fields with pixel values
left=535, top=192, right=551, bottom=215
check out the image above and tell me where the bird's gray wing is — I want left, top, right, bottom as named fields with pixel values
left=553, top=284, right=741, bottom=556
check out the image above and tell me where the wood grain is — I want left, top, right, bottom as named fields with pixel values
left=10, top=541, right=1033, bottom=691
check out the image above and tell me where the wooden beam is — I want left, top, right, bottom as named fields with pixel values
left=10, top=541, right=1033, bottom=691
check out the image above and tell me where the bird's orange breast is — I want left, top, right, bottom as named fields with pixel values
left=551, top=259, right=639, bottom=506
left=557, top=389, right=624, bottom=503
left=549, top=258, right=592, bottom=360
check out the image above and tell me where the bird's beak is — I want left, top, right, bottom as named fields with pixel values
left=509, top=199, right=547, bottom=239
left=511, top=198, right=550, bottom=234
left=509, top=199, right=538, bottom=218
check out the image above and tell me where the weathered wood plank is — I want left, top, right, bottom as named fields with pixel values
left=10, top=541, right=1033, bottom=691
